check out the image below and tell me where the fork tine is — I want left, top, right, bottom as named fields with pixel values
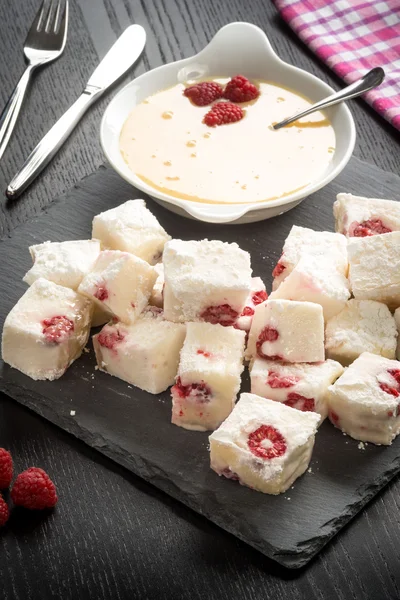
left=53, top=0, right=62, bottom=33
left=45, top=0, right=58, bottom=33
left=57, top=0, right=68, bottom=39
left=25, top=0, right=47, bottom=35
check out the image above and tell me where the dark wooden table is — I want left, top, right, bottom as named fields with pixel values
left=0, top=1, right=399, bottom=599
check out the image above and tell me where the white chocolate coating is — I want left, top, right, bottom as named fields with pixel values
left=272, top=225, right=348, bottom=290
left=395, top=308, right=400, bottom=361
left=23, top=239, right=101, bottom=290
left=78, top=250, right=157, bottom=325
left=334, top=193, right=400, bottom=237
left=347, top=231, right=400, bottom=309
left=209, top=393, right=320, bottom=494
left=270, top=255, right=350, bottom=321
left=327, top=352, right=400, bottom=445
left=246, top=299, right=325, bottom=363
left=171, top=322, right=245, bottom=431
left=250, top=358, right=343, bottom=420
left=2, top=278, right=92, bottom=380
left=92, top=199, right=170, bottom=265
left=163, top=239, right=252, bottom=323
left=325, top=299, right=397, bottom=365
left=93, top=312, right=186, bottom=394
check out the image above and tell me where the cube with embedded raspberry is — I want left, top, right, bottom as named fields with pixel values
left=347, top=231, right=400, bottom=309
left=270, top=255, right=350, bottom=322
left=209, top=392, right=320, bottom=494
left=92, top=199, right=171, bottom=265
left=93, top=310, right=186, bottom=394
left=23, top=239, right=101, bottom=290
left=78, top=250, right=157, bottom=325
left=334, top=193, right=400, bottom=238
left=246, top=299, right=325, bottom=363
left=272, top=225, right=348, bottom=291
left=2, top=278, right=92, bottom=381
left=395, top=308, right=400, bottom=360
left=150, top=263, right=164, bottom=308
left=327, top=352, right=400, bottom=445
left=163, top=239, right=252, bottom=324
left=250, top=358, right=343, bottom=420
left=325, top=299, right=397, bottom=365
left=171, top=322, right=246, bottom=431
left=233, top=276, right=267, bottom=333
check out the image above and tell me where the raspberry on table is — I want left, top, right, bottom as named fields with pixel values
left=11, top=467, right=58, bottom=510
left=203, top=102, right=244, bottom=127
left=223, top=75, right=260, bottom=103
left=0, top=494, right=9, bottom=527
left=183, top=81, right=224, bottom=106
left=0, top=448, right=13, bottom=489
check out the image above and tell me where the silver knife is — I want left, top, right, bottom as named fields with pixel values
left=6, top=24, right=146, bottom=199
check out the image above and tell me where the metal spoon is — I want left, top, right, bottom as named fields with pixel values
left=272, top=67, right=385, bottom=130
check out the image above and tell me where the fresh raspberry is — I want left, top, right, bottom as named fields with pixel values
left=172, top=377, right=211, bottom=403
left=0, top=448, right=13, bottom=489
left=203, top=102, right=244, bottom=127
left=267, top=372, right=300, bottom=389
left=247, top=425, right=286, bottom=460
left=241, top=306, right=255, bottom=317
left=11, top=467, right=57, bottom=510
left=0, top=494, right=9, bottom=527
left=97, top=328, right=124, bottom=350
left=220, top=467, right=239, bottom=481
left=351, top=219, right=392, bottom=237
left=252, top=290, right=268, bottom=305
left=200, top=304, right=239, bottom=326
left=183, top=81, right=224, bottom=106
left=94, top=285, right=108, bottom=301
left=379, top=382, right=400, bottom=397
left=197, top=349, right=211, bottom=358
left=329, top=410, right=340, bottom=424
left=223, top=75, right=260, bottom=103
left=42, top=315, right=74, bottom=344
left=272, top=261, right=286, bottom=278
left=256, top=326, right=279, bottom=359
left=284, top=392, right=315, bottom=412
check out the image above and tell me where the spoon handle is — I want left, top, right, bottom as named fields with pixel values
left=273, top=67, right=385, bottom=130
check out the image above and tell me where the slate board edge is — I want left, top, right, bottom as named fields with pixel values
left=2, top=374, right=400, bottom=570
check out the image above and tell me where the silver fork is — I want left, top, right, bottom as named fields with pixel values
left=0, top=0, right=69, bottom=161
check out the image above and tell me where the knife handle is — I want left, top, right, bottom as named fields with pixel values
left=6, top=85, right=101, bottom=199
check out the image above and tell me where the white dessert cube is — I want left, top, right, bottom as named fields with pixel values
left=250, top=358, right=343, bottom=420
left=395, top=308, right=400, bottom=360
left=348, top=231, right=400, bottom=309
left=270, top=255, right=350, bottom=322
left=23, top=239, right=101, bottom=290
left=334, top=193, right=400, bottom=237
left=246, top=299, right=325, bottom=363
left=93, top=311, right=186, bottom=394
left=92, top=199, right=170, bottom=265
left=163, top=239, right=252, bottom=324
left=171, top=322, right=245, bottom=431
left=325, top=299, right=397, bottom=365
left=78, top=250, right=157, bottom=324
left=233, top=277, right=268, bottom=333
left=272, top=225, right=348, bottom=290
left=327, top=352, right=400, bottom=445
left=150, top=263, right=164, bottom=308
left=2, top=278, right=92, bottom=381
left=209, top=392, right=320, bottom=494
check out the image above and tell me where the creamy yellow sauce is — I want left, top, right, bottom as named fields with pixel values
left=119, top=79, right=336, bottom=205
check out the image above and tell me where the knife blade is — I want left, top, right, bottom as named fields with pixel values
left=6, top=24, right=146, bottom=199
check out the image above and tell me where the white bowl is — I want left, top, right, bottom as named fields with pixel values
left=101, top=22, right=356, bottom=224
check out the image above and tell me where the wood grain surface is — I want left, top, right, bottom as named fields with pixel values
left=0, top=0, right=399, bottom=598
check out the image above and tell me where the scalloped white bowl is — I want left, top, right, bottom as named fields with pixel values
left=101, top=22, right=356, bottom=224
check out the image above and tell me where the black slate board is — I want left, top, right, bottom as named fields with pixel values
left=0, top=157, right=399, bottom=569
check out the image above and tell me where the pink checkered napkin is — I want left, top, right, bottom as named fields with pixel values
left=273, top=0, right=400, bottom=130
